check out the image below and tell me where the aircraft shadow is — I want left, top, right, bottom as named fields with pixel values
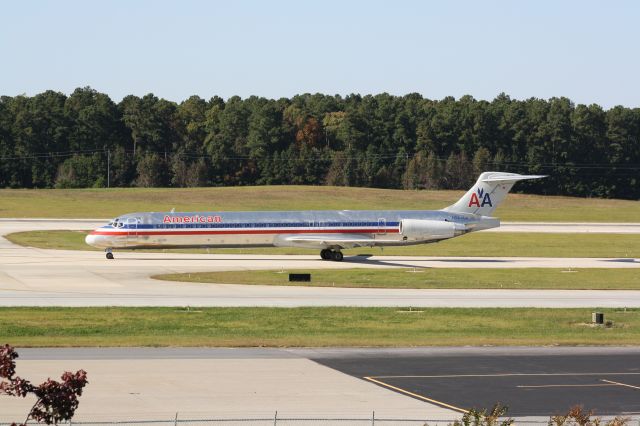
left=125, top=257, right=320, bottom=261
left=123, top=255, right=510, bottom=268
left=345, top=256, right=431, bottom=268
left=344, top=255, right=508, bottom=269
left=602, top=258, right=638, bottom=263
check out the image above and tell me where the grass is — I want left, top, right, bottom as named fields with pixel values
left=5, top=230, right=95, bottom=251
left=154, top=268, right=640, bottom=290
left=1, top=307, right=639, bottom=347
left=7, top=230, right=640, bottom=258
left=1, top=186, right=639, bottom=222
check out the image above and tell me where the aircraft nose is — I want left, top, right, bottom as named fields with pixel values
left=84, top=231, right=109, bottom=248
left=85, top=230, right=114, bottom=249
left=85, top=233, right=96, bottom=246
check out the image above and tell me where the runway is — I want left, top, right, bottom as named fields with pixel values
left=0, top=219, right=639, bottom=307
left=4, top=347, right=639, bottom=421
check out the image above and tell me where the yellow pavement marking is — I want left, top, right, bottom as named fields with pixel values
left=601, top=379, right=640, bottom=390
left=363, top=376, right=467, bottom=414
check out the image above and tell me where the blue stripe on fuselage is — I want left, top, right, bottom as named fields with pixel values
left=122, top=221, right=400, bottom=229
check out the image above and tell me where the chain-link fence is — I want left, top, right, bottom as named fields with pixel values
left=5, top=415, right=637, bottom=426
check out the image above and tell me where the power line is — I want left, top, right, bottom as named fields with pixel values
left=2, top=149, right=640, bottom=171
left=0, top=149, right=105, bottom=161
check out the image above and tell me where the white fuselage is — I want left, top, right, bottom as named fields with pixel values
left=85, top=209, right=499, bottom=250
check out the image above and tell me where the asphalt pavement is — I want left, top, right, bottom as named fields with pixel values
left=312, top=347, right=640, bottom=417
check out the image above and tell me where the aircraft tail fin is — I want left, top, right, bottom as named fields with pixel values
left=443, top=172, right=546, bottom=216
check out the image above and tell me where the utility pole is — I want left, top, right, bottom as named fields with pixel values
left=404, top=152, right=410, bottom=189
left=107, top=150, right=110, bottom=188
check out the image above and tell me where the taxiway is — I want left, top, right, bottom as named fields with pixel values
left=0, top=219, right=638, bottom=307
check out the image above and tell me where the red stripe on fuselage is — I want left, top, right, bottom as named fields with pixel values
left=91, top=228, right=399, bottom=236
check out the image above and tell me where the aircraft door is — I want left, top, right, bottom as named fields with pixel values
left=126, top=217, right=139, bottom=245
left=377, top=218, right=386, bottom=234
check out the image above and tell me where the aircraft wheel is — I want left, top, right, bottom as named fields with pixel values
left=331, top=251, right=344, bottom=262
left=106, top=250, right=114, bottom=260
left=320, top=249, right=331, bottom=260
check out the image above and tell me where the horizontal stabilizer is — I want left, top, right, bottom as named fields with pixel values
left=481, top=173, right=547, bottom=183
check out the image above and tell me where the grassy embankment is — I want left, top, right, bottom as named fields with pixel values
left=1, top=186, right=640, bottom=222
left=1, top=307, right=639, bottom=347
left=154, top=268, right=640, bottom=290
left=7, top=229, right=640, bottom=258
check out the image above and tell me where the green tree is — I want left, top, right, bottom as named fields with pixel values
left=1, top=88, right=640, bottom=199
left=55, top=153, right=106, bottom=188
left=135, top=152, right=168, bottom=187
left=472, top=147, right=492, bottom=176
left=120, top=94, right=177, bottom=156
left=12, top=91, right=70, bottom=188
left=247, top=100, right=284, bottom=159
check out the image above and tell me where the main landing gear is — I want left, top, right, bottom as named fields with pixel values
left=105, top=248, right=114, bottom=260
left=320, top=249, right=343, bottom=262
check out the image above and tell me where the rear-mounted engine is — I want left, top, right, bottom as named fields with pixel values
left=399, top=219, right=466, bottom=241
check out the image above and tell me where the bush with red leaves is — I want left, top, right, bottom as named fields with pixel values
left=0, top=344, right=88, bottom=425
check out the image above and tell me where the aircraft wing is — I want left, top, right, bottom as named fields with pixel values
left=275, top=234, right=399, bottom=249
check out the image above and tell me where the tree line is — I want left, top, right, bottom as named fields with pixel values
left=0, top=87, right=639, bottom=199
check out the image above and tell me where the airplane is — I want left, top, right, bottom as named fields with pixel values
left=85, top=172, right=545, bottom=260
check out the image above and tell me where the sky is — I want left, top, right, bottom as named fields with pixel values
left=2, top=0, right=639, bottom=108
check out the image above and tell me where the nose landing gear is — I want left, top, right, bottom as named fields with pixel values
left=320, top=249, right=343, bottom=261
left=105, top=248, right=114, bottom=260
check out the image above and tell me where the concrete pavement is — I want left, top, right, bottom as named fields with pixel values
left=2, top=358, right=455, bottom=421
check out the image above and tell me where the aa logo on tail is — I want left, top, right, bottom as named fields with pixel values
left=468, top=188, right=492, bottom=208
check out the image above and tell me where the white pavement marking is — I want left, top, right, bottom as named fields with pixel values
left=601, top=379, right=640, bottom=390
left=516, top=384, right=616, bottom=388
left=0, top=219, right=638, bottom=307
left=373, top=373, right=640, bottom=379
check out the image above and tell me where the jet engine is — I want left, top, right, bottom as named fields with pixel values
left=399, top=219, right=466, bottom=241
